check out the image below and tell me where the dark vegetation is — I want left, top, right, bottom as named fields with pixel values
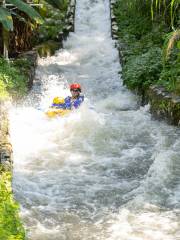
left=0, top=0, right=68, bottom=100
left=114, top=0, right=180, bottom=94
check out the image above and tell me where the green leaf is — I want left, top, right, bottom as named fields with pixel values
left=45, top=0, right=67, bottom=10
left=6, top=0, right=43, bottom=24
left=0, top=7, right=13, bottom=31
left=177, top=40, right=180, bottom=49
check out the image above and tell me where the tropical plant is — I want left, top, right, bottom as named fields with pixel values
left=117, top=0, right=179, bottom=27
left=114, top=0, right=180, bottom=95
left=163, top=29, right=180, bottom=60
left=123, top=47, right=163, bottom=90
left=0, top=0, right=69, bottom=56
left=0, top=0, right=43, bottom=57
left=0, top=57, right=28, bottom=99
left=0, top=0, right=68, bottom=32
left=0, top=0, right=42, bottom=32
left=45, top=0, right=68, bottom=11
left=150, top=0, right=180, bottom=27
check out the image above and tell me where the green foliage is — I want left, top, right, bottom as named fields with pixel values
left=45, top=0, right=68, bottom=11
left=12, top=58, right=32, bottom=70
left=0, top=168, right=25, bottom=240
left=123, top=47, right=162, bottom=90
left=158, top=47, right=180, bottom=93
left=38, top=23, right=62, bottom=42
left=115, top=0, right=180, bottom=27
left=0, top=58, right=28, bottom=100
left=36, top=40, right=60, bottom=57
left=114, top=0, right=180, bottom=95
left=114, top=2, right=152, bottom=38
left=7, top=0, right=43, bottom=23
left=150, top=0, right=179, bottom=27
left=0, top=0, right=42, bottom=31
left=162, top=30, right=180, bottom=61
left=36, top=1, right=68, bottom=42
left=0, top=7, right=13, bottom=31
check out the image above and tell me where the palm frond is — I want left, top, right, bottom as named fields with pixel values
left=166, top=30, right=180, bottom=59
left=44, top=0, right=67, bottom=10
left=0, top=7, right=13, bottom=31
left=6, top=0, right=43, bottom=24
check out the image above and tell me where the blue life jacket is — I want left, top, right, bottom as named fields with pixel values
left=65, top=95, right=84, bottom=109
left=51, top=103, right=66, bottom=109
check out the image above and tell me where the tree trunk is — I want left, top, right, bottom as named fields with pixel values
left=3, top=28, right=9, bottom=59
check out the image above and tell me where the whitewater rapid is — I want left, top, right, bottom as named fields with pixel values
left=10, top=0, right=180, bottom=239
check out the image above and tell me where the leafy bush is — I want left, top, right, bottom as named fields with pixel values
left=0, top=169, right=25, bottom=240
left=114, top=0, right=180, bottom=95
left=158, top=49, right=180, bottom=93
left=36, top=1, right=68, bottom=43
left=0, top=58, right=28, bottom=100
left=123, top=47, right=162, bottom=90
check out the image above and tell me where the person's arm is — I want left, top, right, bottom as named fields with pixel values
left=65, top=96, right=72, bottom=109
left=74, top=96, right=84, bottom=109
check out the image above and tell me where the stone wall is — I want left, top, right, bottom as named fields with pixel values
left=0, top=102, right=12, bottom=171
left=147, top=86, right=180, bottom=125
left=110, top=0, right=125, bottom=66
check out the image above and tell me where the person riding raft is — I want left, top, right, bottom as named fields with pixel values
left=65, top=83, right=84, bottom=110
left=46, top=83, right=84, bottom=117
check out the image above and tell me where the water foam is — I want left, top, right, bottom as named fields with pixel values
left=10, top=0, right=180, bottom=239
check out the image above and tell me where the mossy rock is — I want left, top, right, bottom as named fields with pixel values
left=147, top=86, right=180, bottom=125
left=0, top=103, right=12, bottom=170
left=35, top=40, right=61, bottom=58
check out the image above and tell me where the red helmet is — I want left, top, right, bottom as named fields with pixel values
left=70, top=83, right=81, bottom=92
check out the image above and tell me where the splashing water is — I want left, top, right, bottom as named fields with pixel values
left=10, top=0, right=180, bottom=239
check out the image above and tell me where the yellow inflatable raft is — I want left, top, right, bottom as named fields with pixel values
left=45, top=96, right=71, bottom=118
left=46, top=108, right=71, bottom=118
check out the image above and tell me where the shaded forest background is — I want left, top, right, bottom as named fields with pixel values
left=0, top=0, right=68, bottom=57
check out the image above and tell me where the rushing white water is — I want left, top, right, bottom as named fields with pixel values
left=10, top=0, right=180, bottom=239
